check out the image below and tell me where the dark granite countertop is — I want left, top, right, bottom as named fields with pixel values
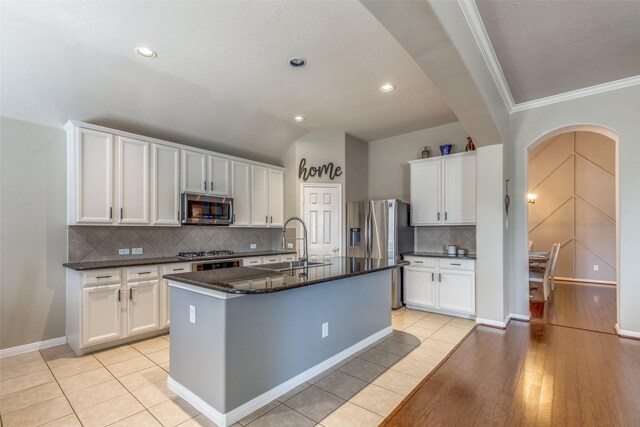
left=402, top=252, right=477, bottom=260
left=63, top=250, right=298, bottom=271
left=164, top=256, right=408, bottom=294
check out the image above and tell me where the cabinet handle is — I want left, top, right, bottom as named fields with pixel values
left=172, top=268, right=184, bottom=272
left=233, top=214, right=236, bottom=222
left=210, top=181, right=213, bottom=191
left=177, top=211, right=180, bottom=222
left=414, top=261, right=423, bottom=264
left=109, top=207, right=113, bottom=220
left=137, top=271, right=151, bottom=275
left=129, top=288, right=133, bottom=300
left=120, top=207, right=123, bottom=221
left=204, top=180, right=206, bottom=191
left=438, top=273, right=442, bottom=283
left=116, top=289, right=121, bottom=302
left=431, top=272, right=435, bottom=281
left=270, top=216, right=273, bottom=223
left=445, top=212, right=448, bottom=221
left=265, top=215, right=268, bottom=224
left=96, top=275, right=112, bottom=280
left=437, top=212, right=440, bottom=221
left=450, top=263, right=461, bottom=266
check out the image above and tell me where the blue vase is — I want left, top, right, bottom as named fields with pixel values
left=440, top=144, right=453, bottom=155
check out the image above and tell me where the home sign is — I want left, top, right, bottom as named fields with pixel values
left=298, top=158, right=343, bottom=181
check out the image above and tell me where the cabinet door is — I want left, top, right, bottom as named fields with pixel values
left=127, top=280, right=160, bottom=336
left=82, top=285, right=121, bottom=346
left=76, top=128, right=114, bottom=224
left=182, top=150, right=207, bottom=194
left=231, top=161, right=251, bottom=226
left=443, top=154, right=476, bottom=224
left=403, top=267, right=437, bottom=308
left=268, top=169, right=284, bottom=227
left=208, top=155, right=230, bottom=196
left=410, top=160, right=441, bottom=225
left=251, top=165, right=269, bottom=226
left=160, top=264, right=189, bottom=328
left=151, top=144, right=180, bottom=226
left=117, top=137, right=149, bottom=224
left=437, top=271, right=475, bottom=314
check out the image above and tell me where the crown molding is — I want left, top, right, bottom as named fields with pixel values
left=510, top=75, right=640, bottom=112
left=458, top=0, right=640, bottom=114
left=458, top=0, right=515, bottom=111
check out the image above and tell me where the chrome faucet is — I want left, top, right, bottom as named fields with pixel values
left=282, top=216, right=308, bottom=265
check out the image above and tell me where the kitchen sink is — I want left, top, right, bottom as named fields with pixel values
left=252, top=261, right=332, bottom=272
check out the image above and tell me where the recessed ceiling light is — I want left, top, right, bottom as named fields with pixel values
left=135, top=47, right=157, bottom=58
left=289, top=57, right=306, bottom=68
left=380, top=83, right=396, bottom=93
left=294, top=115, right=305, bottom=122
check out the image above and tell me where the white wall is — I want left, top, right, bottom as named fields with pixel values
left=368, top=122, right=468, bottom=201
left=0, top=117, right=67, bottom=349
left=508, top=85, right=640, bottom=334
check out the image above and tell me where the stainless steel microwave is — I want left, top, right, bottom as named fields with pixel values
left=181, top=193, right=234, bottom=225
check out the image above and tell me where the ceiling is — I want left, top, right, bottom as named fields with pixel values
left=0, top=1, right=457, bottom=164
left=476, top=0, right=640, bottom=104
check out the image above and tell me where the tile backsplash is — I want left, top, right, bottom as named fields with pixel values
left=68, top=226, right=294, bottom=263
left=415, top=226, right=476, bottom=254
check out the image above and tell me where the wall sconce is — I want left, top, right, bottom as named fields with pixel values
left=527, top=193, right=537, bottom=205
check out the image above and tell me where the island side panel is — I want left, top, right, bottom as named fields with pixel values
left=169, top=287, right=227, bottom=411
left=224, top=270, right=392, bottom=412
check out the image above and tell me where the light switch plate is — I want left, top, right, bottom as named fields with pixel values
left=132, top=248, right=143, bottom=255
left=287, top=243, right=294, bottom=249
left=189, top=305, right=196, bottom=324
left=322, top=322, right=329, bottom=338
left=250, top=243, right=257, bottom=249
left=593, top=264, right=599, bottom=271
left=119, top=248, right=130, bottom=255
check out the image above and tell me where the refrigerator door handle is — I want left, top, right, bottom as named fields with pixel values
left=365, top=210, right=371, bottom=258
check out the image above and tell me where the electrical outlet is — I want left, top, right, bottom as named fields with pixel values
left=119, top=248, right=130, bottom=255
left=189, top=305, right=196, bottom=324
left=132, top=248, right=143, bottom=255
left=322, top=322, right=329, bottom=338
left=287, top=243, right=294, bottom=249
left=250, top=243, right=257, bottom=249
left=593, top=264, right=599, bottom=271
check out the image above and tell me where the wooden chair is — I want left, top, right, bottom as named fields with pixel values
left=529, top=242, right=560, bottom=301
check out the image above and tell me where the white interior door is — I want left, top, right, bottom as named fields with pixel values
left=302, top=185, right=341, bottom=263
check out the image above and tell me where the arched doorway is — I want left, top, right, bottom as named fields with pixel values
left=525, top=125, right=619, bottom=333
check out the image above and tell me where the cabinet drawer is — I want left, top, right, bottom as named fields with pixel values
left=281, top=254, right=297, bottom=262
left=126, top=266, right=159, bottom=282
left=438, top=258, right=475, bottom=271
left=243, top=256, right=264, bottom=266
left=263, top=255, right=282, bottom=264
left=161, top=263, right=191, bottom=274
left=83, top=269, right=121, bottom=286
left=403, top=257, right=436, bottom=268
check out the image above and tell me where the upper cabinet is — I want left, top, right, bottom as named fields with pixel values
left=181, top=149, right=229, bottom=196
left=66, top=121, right=283, bottom=227
left=409, top=152, right=476, bottom=226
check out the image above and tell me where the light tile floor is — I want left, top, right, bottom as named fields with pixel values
left=0, top=309, right=474, bottom=427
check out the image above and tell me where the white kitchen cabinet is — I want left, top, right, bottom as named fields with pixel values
left=208, top=155, right=230, bottom=196
left=126, top=280, right=160, bottom=337
left=151, top=144, right=180, bottom=225
left=182, top=149, right=230, bottom=196
left=409, top=152, right=476, bottom=226
left=69, top=127, right=114, bottom=224
left=402, top=256, right=475, bottom=316
left=251, top=165, right=269, bottom=226
left=82, top=284, right=122, bottom=346
left=182, top=149, right=208, bottom=194
left=231, top=161, right=251, bottom=226
left=160, top=263, right=190, bottom=328
left=403, top=266, right=437, bottom=308
left=243, top=256, right=265, bottom=266
left=251, top=165, right=284, bottom=227
left=268, top=169, right=284, bottom=226
left=117, top=137, right=149, bottom=224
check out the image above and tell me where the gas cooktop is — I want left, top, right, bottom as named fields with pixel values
left=177, top=250, right=235, bottom=260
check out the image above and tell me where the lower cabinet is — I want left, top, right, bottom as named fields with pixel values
left=403, top=256, right=475, bottom=316
left=126, top=280, right=160, bottom=337
left=82, top=284, right=122, bottom=346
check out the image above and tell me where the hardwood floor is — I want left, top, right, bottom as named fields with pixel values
left=530, top=281, right=616, bottom=334
left=383, top=321, right=640, bottom=426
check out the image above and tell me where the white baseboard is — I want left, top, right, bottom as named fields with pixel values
left=509, top=313, right=530, bottom=322
left=476, top=317, right=508, bottom=329
left=404, top=304, right=475, bottom=320
left=0, top=336, right=67, bottom=359
left=615, top=324, right=640, bottom=339
left=167, top=326, right=393, bottom=427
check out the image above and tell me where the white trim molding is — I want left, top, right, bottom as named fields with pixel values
left=615, top=324, right=640, bottom=340
left=0, top=336, right=67, bottom=359
left=458, top=1, right=640, bottom=113
left=476, top=316, right=510, bottom=329
left=168, top=326, right=392, bottom=427
left=509, top=313, right=530, bottom=322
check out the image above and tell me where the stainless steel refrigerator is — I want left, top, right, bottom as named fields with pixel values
left=346, top=199, right=414, bottom=309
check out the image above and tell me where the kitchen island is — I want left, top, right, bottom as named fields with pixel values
left=164, top=257, right=404, bottom=427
